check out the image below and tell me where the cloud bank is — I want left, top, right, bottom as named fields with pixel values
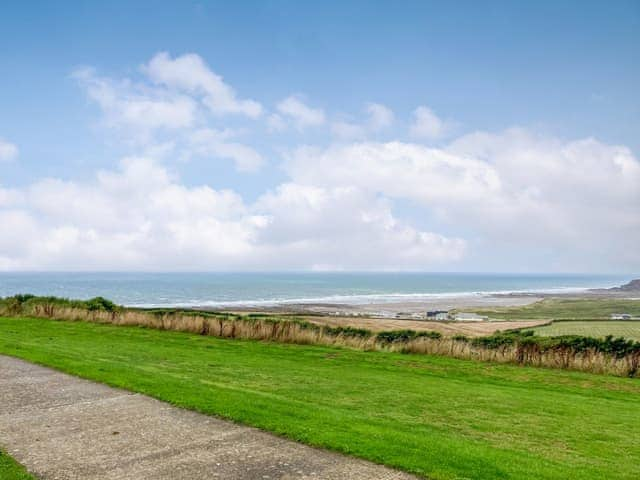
left=1, top=52, right=638, bottom=272
left=0, top=157, right=464, bottom=270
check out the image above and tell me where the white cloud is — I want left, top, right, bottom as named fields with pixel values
left=188, top=128, right=264, bottom=172
left=254, top=183, right=465, bottom=269
left=0, top=138, right=19, bottom=161
left=366, top=103, right=394, bottom=130
left=276, top=95, right=325, bottom=129
left=144, top=52, right=262, bottom=118
left=331, top=120, right=366, bottom=140
left=330, top=103, right=394, bottom=140
left=266, top=113, right=287, bottom=132
left=73, top=67, right=197, bottom=141
left=410, top=105, right=450, bottom=139
left=284, top=131, right=640, bottom=270
left=286, top=142, right=500, bottom=206
left=0, top=157, right=464, bottom=270
left=0, top=157, right=259, bottom=270
left=73, top=54, right=266, bottom=172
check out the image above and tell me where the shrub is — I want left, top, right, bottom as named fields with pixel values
left=376, top=329, right=441, bottom=344
left=85, top=297, right=118, bottom=312
left=452, top=334, right=469, bottom=343
left=323, top=326, right=372, bottom=338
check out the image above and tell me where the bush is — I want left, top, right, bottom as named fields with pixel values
left=324, top=326, right=372, bottom=338
left=376, top=329, right=441, bottom=344
left=85, top=297, right=118, bottom=312
left=472, top=333, right=517, bottom=349
left=452, top=334, right=469, bottom=343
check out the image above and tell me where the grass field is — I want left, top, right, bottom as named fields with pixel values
left=532, top=321, right=640, bottom=341
left=305, top=315, right=550, bottom=336
left=0, top=450, right=36, bottom=480
left=475, top=298, right=640, bottom=320
left=1, top=317, right=639, bottom=479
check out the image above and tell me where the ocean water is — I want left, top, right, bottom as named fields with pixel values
left=0, top=272, right=633, bottom=308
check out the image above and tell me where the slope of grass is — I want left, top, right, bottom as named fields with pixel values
left=532, top=321, right=640, bottom=341
left=0, top=450, right=36, bottom=480
left=1, top=316, right=639, bottom=480
left=476, top=298, right=640, bottom=320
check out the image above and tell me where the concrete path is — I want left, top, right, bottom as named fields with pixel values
left=0, top=355, right=417, bottom=480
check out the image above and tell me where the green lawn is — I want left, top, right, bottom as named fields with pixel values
left=0, top=450, right=36, bottom=480
left=531, top=321, right=640, bottom=341
left=476, top=298, right=640, bottom=320
left=1, top=317, right=639, bottom=480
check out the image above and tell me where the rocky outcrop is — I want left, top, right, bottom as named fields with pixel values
left=608, top=279, right=640, bottom=292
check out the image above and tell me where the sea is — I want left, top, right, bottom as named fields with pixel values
left=0, top=272, right=633, bottom=308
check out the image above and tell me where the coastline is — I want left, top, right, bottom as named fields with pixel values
left=190, top=282, right=640, bottom=318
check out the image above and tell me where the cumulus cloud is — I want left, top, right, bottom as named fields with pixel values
left=330, top=103, right=394, bottom=140
left=284, top=130, right=640, bottom=270
left=0, top=157, right=464, bottom=270
left=187, top=128, right=264, bottom=172
left=0, top=138, right=18, bottom=161
left=143, top=52, right=262, bottom=118
left=0, top=158, right=259, bottom=270
left=266, top=113, right=287, bottom=132
left=410, top=106, right=451, bottom=139
left=73, top=67, right=197, bottom=141
left=331, top=120, right=366, bottom=140
left=277, top=95, right=325, bottom=129
left=73, top=54, right=266, bottom=172
left=255, top=183, right=465, bottom=269
left=366, top=103, right=394, bottom=130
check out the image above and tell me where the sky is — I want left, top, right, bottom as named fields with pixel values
left=0, top=1, right=638, bottom=272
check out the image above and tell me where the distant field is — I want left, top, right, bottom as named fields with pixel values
left=1, top=316, right=639, bottom=480
left=304, top=315, right=549, bottom=336
left=475, top=298, right=640, bottom=320
left=0, top=450, right=35, bottom=480
left=532, top=320, right=640, bottom=341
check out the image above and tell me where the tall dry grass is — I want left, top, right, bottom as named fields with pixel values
left=3, top=300, right=639, bottom=378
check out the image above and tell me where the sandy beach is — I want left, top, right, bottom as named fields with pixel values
left=208, top=280, right=640, bottom=320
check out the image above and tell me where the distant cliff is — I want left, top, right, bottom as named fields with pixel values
left=607, top=279, right=640, bottom=292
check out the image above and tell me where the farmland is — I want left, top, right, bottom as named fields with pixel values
left=474, top=297, right=640, bottom=320
left=532, top=320, right=640, bottom=341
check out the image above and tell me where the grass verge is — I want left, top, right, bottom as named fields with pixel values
left=1, top=316, right=639, bottom=479
left=0, top=450, right=36, bottom=480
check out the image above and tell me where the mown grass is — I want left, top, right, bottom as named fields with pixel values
left=475, top=298, right=640, bottom=320
left=1, top=317, right=639, bottom=479
left=532, top=321, right=640, bottom=341
left=0, top=450, right=36, bottom=480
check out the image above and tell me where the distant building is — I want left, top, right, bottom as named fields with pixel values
left=611, top=313, right=632, bottom=320
left=454, top=312, right=489, bottom=322
left=427, top=310, right=450, bottom=321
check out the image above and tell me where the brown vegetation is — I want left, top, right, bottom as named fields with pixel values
left=304, top=315, right=550, bottom=336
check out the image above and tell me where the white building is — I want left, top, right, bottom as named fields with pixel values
left=610, top=313, right=632, bottom=320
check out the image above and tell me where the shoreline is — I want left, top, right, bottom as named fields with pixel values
left=177, top=288, right=639, bottom=318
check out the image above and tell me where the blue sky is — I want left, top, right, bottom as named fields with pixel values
left=0, top=1, right=638, bottom=272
